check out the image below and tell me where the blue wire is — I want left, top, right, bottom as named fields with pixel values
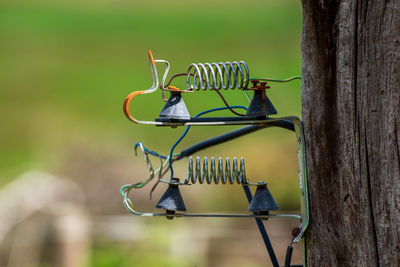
left=168, top=105, right=248, bottom=180
left=134, top=142, right=167, bottom=159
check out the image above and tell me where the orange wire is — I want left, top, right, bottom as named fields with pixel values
left=123, top=90, right=146, bottom=122
left=148, top=50, right=155, bottom=66
left=123, top=50, right=156, bottom=123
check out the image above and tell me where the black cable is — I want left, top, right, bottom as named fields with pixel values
left=179, top=120, right=295, bottom=158
left=284, top=245, right=294, bottom=267
left=178, top=119, right=296, bottom=266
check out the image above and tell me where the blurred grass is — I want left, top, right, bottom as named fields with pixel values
left=92, top=245, right=184, bottom=267
left=0, top=0, right=302, bottom=266
left=0, top=0, right=301, bottom=174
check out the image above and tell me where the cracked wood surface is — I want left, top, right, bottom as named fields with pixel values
left=301, top=1, right=399, bottom=266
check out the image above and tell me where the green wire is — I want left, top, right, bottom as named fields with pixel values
left=244, top=90, right=251, bottom=102
left=244, top=76, right=301, bottom=102
left=120, top=182, right=147, bottom=197
left=123, top=76, right=299, bottom=195
left=250, top=76, right=302, bottom=82
left=120, top=185, right=131, bottom=197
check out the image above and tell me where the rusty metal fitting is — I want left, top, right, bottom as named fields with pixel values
left=164, top=86, right=191, bottom=93
left=248, top=80, right=270, bottom=91
left=251, top=80, right=259, bottom=87
left=291, top=227, right=301, bottom=237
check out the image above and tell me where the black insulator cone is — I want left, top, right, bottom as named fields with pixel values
left=156, top=183, right=186, bottom=212
left=158, top=91, right=191, bottom=121
left=246, top=90, right=277, bottom=117
left=248, top=184, right=279, bottom=212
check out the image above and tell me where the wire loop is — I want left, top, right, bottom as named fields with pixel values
left=186, top=156, right=248, bottom=184
left=187, top=61, right=250, bottom=90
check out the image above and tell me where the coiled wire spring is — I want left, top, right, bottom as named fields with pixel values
left=186, top=156, right=249, bottom=184
left=186, top=61, right=250, bottom=91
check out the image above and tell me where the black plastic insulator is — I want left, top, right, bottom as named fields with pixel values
left=248, top=183, right=279, bottom=213
left=158, top=91, right=190, bottom=121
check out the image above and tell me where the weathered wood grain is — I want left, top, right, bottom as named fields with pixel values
left=301, top=0, right=400, bottom=266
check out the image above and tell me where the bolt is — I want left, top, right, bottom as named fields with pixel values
left=251, top=80, right=259, bottom=87
left=166, top=209, right=175, bottom=220
left=258, top=210, right=269, bottom=221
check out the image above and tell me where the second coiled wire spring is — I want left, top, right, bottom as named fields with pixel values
left=186, top=61, right=249, bottom=90
left=186, top=156, right=248, bottom=184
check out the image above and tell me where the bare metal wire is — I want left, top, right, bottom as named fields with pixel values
left=122, top=187, right=301, bottom=220
left=187, top=61, right=250, bottom=90
left=186, top=156, right=257, bottom=185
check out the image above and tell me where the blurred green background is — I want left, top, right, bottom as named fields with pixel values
left=0, top=0, right=303, bottom=266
